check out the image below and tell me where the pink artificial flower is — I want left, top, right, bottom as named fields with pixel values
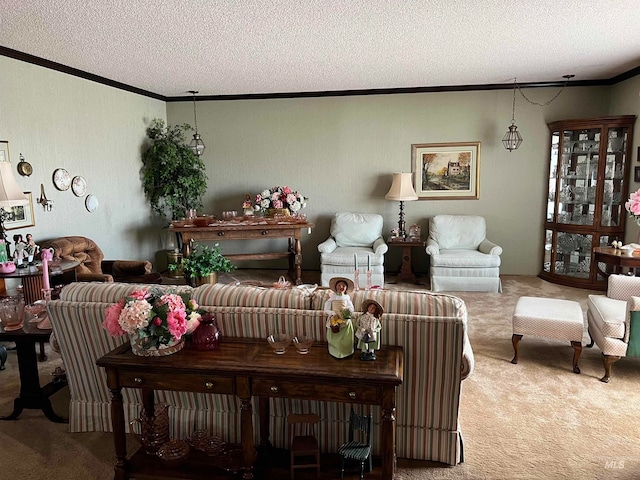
left=186, top=312, right=201, bottom=334
left=282, top=186, right=292, bottom=195
left=626, top=189, right=640, bottom=216
left=272, top=199, right=284, bottom=208
left=129, top=289, right=150, bottom=301
left=158, top=293, right=186, bottom=312
left=167, top=310, right=187, bottom=340
left=153, top=317, right=162, bottom=326
left=103, top=299, right=126, bottom=336
left=286, top=193, right=296, bottom=205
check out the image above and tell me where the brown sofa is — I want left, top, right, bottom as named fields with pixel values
left=40, top=236, right=162, bottom=284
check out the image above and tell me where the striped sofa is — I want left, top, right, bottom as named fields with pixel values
left=47, top=281, right=474, bottom=465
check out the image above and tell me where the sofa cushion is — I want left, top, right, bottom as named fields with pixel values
left=587, top=294, right=626, bottom=339
left=193, top=283, right=309, bottom=310
left=331, top=212, right=383, bottom=247
left=60, top=282, right=193, bottom=303
left=430, top=250, right=501, bottom=268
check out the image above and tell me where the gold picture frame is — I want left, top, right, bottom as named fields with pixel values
left=411, top=142, right=481, bottom=200
left=5, top=192, right=35, bottom=230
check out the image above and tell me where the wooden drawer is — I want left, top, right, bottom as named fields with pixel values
left=252, top=378, right=380, bottom=404
left=207, top=228, right=295, bottom=240
left=119, top=370, right=235, bottom=394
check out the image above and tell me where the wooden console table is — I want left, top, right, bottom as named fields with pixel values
left=97, top=337, right=403, bottom=480
left=169, top=221, right=314, bottom=285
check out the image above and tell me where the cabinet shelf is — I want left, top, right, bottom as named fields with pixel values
left=541, top=115, right=636, bottom=290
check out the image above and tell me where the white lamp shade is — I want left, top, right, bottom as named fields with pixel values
left=0, top=162, right=28, bottom=207
left=385, top=172, right=418, bottom=201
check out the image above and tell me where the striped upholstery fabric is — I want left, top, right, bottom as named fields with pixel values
left=48, top=281, right=472, bottom=465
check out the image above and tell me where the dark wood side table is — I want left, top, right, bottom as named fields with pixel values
left=593, top=247, right=640, bottom=278
left=0, top=259, right=79, bottom=304
left=387, top=236, right=424, bottom=284
left=0, top=319, right=68, bottom=423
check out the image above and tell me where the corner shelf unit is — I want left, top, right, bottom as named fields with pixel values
left=540, top=115, right=636, bottom=290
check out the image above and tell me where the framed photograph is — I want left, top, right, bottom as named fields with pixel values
left=635, top=166, right=640, bottom=183
left=411, top=142, right=481, bottom=200
left=0, top=140, right=9, bottom=163
left=5, top=192, right=35, bottom=230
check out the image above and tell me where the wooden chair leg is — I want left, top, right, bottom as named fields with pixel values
left=511, top=334, right=523, bottom=364
left=601, top=354, right=621, bottom=383
left=571, top=341, right=582, bottom=374
left=586, top=329, right=595, bottom=348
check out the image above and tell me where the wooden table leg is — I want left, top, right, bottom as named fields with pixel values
left=381, top=387, right=397, bottom=479
left=108, top=384, right=128, bottom=480
left=237, top=376, right=254, bottom=479
left=0, top=338, right=66, bottom=423
left=571, top=341, right=582, bottom=374
left=258, top=396, right=272, bottom=447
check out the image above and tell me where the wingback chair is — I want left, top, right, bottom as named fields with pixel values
left=587, top=274, right=640, bottom=382
left=40, top=236, right=162, bottom=284
left=317, top=212, right=388, bottom=288
left=425, top=214, right=502, bottom=292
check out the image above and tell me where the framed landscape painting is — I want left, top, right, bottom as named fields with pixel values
left=412, top=142, right=481, bottom=200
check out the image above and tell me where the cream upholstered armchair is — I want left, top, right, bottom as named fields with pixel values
left=317, top=212, right=388, bottom=288
left=425, top=214, right=502, bottom=292
left=587, top=274, right=640, bottom=382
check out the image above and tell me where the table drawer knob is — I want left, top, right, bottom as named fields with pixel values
left=205, top=381, right=214, bottom=389
left=348, top=391, right=357, bottom=399
left=134, top=377, right=143, bottom=384
left=270, top=386, right=279, bottom=393
left=218, top=231, right=225, bottom=236
left=261, top=230, right=269, bottom=235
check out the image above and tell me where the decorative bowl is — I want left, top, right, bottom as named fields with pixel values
left=293, top=335, right=314, bottom=354
left=0, top=262, right=16, bottom=274
left=203, top=435, right=226, bottom=456
left=267, top=334, right=293, bottom=354
left=158, top=438, right=190, bottom=467
left=186, top=429, right=209, bottom=451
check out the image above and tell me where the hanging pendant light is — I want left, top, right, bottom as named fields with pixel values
left=188, top=90, right=206, bottom=157
left=502, top=79, right=522, bottom=152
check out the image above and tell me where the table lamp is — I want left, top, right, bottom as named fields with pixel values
left=385, top=172, right=418, bottom=239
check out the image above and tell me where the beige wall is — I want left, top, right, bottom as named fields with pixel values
left=167, top=86, right=615, bottom=274
left=0, top=56, right=166, bottom=262
left=1, top=53, right=637, bottom=276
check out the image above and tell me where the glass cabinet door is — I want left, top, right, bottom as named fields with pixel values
left=601, top=126, right=629, bottom=228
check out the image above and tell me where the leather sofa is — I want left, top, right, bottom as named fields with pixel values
left=40, top=236, right=162, bottom=284
left=47, top=281, right=474, bottom=465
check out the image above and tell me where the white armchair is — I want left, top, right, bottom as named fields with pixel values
left=318, top=212, right=388, bottom=288
left=587, top=274, right=640, bottom=382
left=425, top=214, right=502, bottom=292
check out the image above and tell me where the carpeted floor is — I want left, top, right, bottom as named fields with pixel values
left=1, top=272, right=639, bottom=479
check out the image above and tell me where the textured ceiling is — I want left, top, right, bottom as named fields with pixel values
left=1, top=0, right=639, bottom=98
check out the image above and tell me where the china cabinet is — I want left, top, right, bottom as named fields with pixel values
left=540, top=115, right=636, bottom=290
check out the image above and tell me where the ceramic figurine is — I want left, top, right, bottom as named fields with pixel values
left=355, top=299, right=383, bottom=361
left=324, top=277, right=355, bottom=359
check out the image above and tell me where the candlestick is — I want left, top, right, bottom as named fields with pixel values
left=354, top=253, right=358, bottom=271
left=366, top=270, right=372, bottom=290
left=41, top=248, right=53, bottom=291
left=367, top=254, right=371, bottom=271
left=353, top=269, right=360, bottom=291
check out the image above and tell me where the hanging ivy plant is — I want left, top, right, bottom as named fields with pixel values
left=141, top=119, right=208, bottom=221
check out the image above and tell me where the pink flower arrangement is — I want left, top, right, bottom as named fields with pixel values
left=103, top=288, right=204, bottom=350
left=626, top=188, right=640, bottom=225
left=254, top=186, right=307, bottom=213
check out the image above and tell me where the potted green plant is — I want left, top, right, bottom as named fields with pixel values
left=141, top=119, right=208, bottom=222
left=170, top=244, right=236, bottom=286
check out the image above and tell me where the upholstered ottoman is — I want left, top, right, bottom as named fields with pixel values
left=511, top=296, right=584, bottom=374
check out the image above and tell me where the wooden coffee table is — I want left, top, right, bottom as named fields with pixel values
left=0, top=318, right=67, bottom=423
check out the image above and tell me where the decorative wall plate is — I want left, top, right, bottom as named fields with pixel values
left=72, top=176, right=87, bottom=197
left=85, top=194, right=99, bottom=212
left=17, top=154, right=33, bottom=176
left=53, top=168, right=71, bottom=191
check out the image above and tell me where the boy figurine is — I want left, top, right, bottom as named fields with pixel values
left=355, top=299, right=383, bottom=361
